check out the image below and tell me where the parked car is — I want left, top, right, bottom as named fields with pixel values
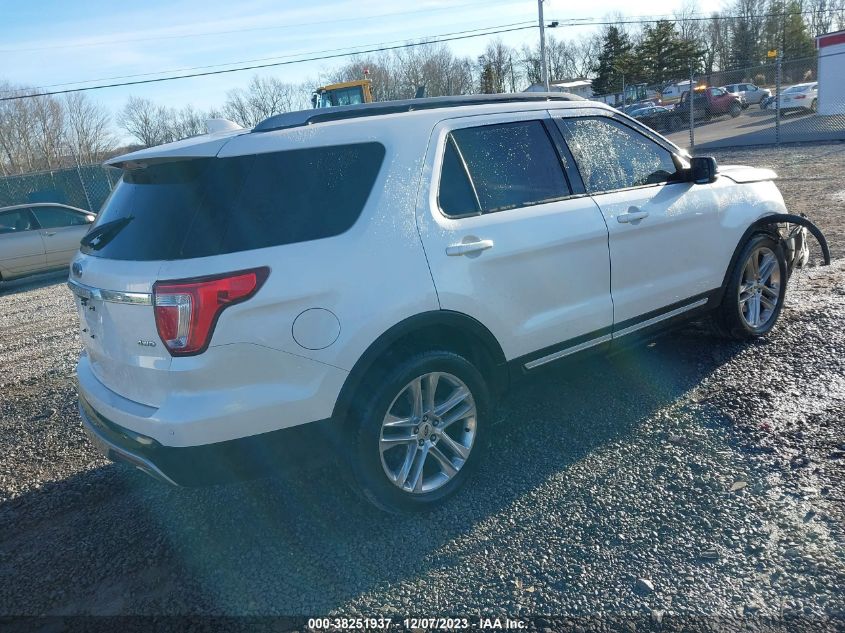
left=778, top=83, right=818, bottom=114
left=760, top=94, right=776, bottom=110
left=0, top=203, right=95, bottom=284
left=725, top=83, right=771, bottom=105
left=668, top=86, right=743, bottom=130
left=69, top=94, right=825, bottom=513
left=631, top=105, right=673, bottom=130
left=623, top=101, right=657, bottom=114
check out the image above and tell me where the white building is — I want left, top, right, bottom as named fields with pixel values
left=816, top=29, right=845, bottom=115
left=524, top=79, right=594, bottom=99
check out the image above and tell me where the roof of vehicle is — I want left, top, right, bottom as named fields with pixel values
left=0, top=202, right=92, bottom=214
left=252, top=92, right=585, bottom=132
left=105, top=93, right=606, bottom=168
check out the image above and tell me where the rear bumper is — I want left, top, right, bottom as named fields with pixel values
left=79, top=391, right=336, bottom=486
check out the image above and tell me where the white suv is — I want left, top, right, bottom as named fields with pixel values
left=70, top=94, right=827, bottom=512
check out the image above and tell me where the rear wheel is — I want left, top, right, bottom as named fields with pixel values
left=712, top=234, right=787, bottom=340
left=347, top=350, right=490, bottom=513
left=811, top=99, right=818, bottom=113
left=729, top=102, right=741, bottom=117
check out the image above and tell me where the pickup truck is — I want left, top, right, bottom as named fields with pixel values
left=668, top=87, right=743, bottom=131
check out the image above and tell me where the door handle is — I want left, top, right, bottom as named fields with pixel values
left=446, top=239, right=494, bottom=256
left=617, top=209, right=649, bottom=224
left=43, top=231, right=57, bottom=236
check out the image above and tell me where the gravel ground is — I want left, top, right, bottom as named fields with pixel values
left=1, top=143, right=843, bottom=627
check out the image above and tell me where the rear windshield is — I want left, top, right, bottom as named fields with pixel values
left=82, top=142, right=385, bottom=261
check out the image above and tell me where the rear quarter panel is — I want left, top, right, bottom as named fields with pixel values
left=165, top=115, right=440, bottom=372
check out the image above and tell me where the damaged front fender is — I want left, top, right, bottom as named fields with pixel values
left=751, top=213, right=831, bottom=272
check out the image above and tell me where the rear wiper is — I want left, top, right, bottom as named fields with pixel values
left=80, top=216, right=134, bottom=250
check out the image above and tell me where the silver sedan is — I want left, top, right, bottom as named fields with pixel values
left=0, top=203, right=95, bottom=283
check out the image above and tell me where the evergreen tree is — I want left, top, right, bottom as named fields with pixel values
left=591, top=26, right=633, bottom=95
left=636, top=20, right=701, bottom=85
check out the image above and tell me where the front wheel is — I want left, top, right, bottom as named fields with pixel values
left=712, top=234, right=787, bottom=340
left=347, top=350, right=490, bottom=513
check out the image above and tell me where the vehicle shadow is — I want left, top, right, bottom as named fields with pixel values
left=0, top=324, right=746, bottom=616
left=0, top=270, right=68, bottom=296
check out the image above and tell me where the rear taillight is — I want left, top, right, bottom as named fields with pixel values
left=153, top=267, right=269, bottom=356
left=795, top=94, right=806, bottom=100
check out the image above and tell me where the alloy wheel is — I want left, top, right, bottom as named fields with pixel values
left=379, top=372, right=477, bottom=494
left=739, top=246, right=781, bottom=329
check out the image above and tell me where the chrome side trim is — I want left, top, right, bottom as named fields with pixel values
left=67, top=279, right=152, bottom=305
left=524, top=334, right=612, bottom=370
left=612, top=298, right=709, bottom=339
left=523, top=297, right=710, bottom=371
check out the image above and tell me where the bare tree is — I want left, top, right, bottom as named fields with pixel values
left=223, top=76, right=309, bottom=127
left=117, top=96, right=176, bottom=147
left=63, top=93, right=114, bottom=164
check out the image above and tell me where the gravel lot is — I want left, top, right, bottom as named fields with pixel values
left=1, top=143, right=844, bottom=626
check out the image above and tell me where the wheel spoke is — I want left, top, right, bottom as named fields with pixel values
left=760, top=294, right=777, bottom=311
left=761, top=284, right=779, bottom=299
left=751, top=294, right=761, bottom=325
left=380, top=434, right=416, bottom=453
left=429, top=445, right=458, bottom=477
left=424, top=373, right=439, bottom=413
left=383, top=414, right=416, bottom=428
left=408, top=377, right=423, bottom=420
left=395, top=443, right=418, bottom=486
left=441, top=401, right=476, bottom=430
left=438, top=431, right=470, bottom=460
left=759, top=253, right=777, bottom=283
left=748, top=252, right=760, bottom=278
left=434, top=386, right=470, bottom=417
left=407, top=443, right=430, bottom=491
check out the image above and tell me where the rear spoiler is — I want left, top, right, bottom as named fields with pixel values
left=105, top=130, right=244, bottom=170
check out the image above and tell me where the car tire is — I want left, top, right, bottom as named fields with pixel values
left=811, top=99, right=818, bottom=113
left=730, top=103, right=741, bottom=117
left=346, top=350, right=491, bottom=513
left=711, top=234, right=788, bottom=340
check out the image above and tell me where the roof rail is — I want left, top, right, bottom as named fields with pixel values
left=252, top=92, right=585, bottom=133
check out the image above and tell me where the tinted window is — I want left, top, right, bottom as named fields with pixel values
left=711, top=88, right=725, bottom=96
left=32, top=207, right=91, bottom=229
left=0, top=210, right=36, bottom=234
left=83, top=143, right=385, bottom=261
left=438, top=137, right=480, bottom=216
left=559, top=118, right=679, bottom=193
left=441, top=121, right=569, bottom=216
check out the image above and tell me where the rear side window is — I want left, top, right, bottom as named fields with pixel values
left=438, top=120, right=570, bottom=216
left=83, top=143, right=385, bottom=261
left=32, top=207, right=91, bottom=228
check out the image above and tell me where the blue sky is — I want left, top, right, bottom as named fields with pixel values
left=1, top=0, right=725, bottom=117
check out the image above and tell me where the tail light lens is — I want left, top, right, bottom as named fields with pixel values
left=794, top=94, right=806, bottom=100
left=153, top=267, right=269, bottom=356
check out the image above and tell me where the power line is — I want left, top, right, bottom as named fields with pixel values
left=0, top=24, right=538, bottom=102
left=0, top=0, right=524, bottom=54
left=547, top=7, right=843, bottom=28
left=3, top=20, right=537, bottom=94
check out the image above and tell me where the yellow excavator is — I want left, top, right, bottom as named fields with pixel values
left=311, top=80, right=373, bottom=108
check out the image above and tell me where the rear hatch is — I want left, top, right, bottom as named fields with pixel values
left=72, top=132, right=385, bottom=409
left=70, top=257, right=169, bottom=407
left=71, top=136, right=244, bottom=409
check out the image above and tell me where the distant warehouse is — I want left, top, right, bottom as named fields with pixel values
left=816, top=29, right=845, bottom=115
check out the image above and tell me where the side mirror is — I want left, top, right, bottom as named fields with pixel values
left=689, top=156, right=718, bottom=184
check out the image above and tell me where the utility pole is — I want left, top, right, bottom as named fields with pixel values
left=538, top=0, right=549, bottom=91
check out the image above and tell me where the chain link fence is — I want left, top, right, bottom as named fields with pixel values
left=597, top=48, right=845, bottom=152
left=0, top=164, right=117, bottom=212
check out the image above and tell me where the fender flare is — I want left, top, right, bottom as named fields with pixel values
left=720, top=213, right=830, bottom=296
left=330, top=310, right=508, bottom=424
left=752, top=213, right=830, bottom=266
